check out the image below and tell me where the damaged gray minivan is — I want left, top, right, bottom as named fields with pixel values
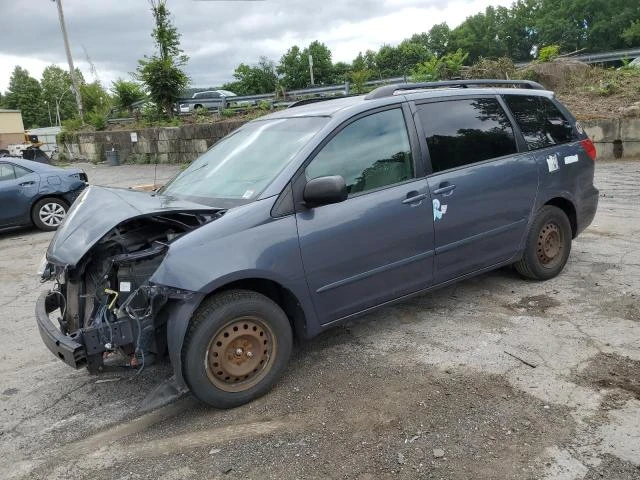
left=36, top=80, right=599, bottom=408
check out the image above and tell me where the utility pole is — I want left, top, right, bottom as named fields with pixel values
left=53, top=0, right=84, bottom=121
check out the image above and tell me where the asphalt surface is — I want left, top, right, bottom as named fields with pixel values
left=0, top=161, right=638, bottom=480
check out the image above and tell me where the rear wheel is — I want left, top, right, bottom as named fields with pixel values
left=32, top=197, right=68, bottom=231
left=514, top=205, right=572, bottom=280
left=182, top=289, right=292, bottom=408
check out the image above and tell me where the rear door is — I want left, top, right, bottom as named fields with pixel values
left=0, top=162, right=39, bottom=226
left=414, top=96, right=538, bottom=284
left=294, top=106, right=434, bottom=323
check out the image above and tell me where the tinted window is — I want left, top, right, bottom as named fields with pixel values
left=417, top=98, right=517, bottom=173
left=306, top=108, right=413, bottom=196
left=503, top=95, right=576, bottom=150
left=0, top=164, right=15, bottom=181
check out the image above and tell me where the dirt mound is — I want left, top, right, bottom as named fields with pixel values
left=520, top=58, right=591, bottom=91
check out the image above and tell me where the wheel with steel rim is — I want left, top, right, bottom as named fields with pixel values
left=32, top=197, right=68, bottom=231
left=183, top=289, right=292, bottom=408
left=515, top=205, right=572, bottom=280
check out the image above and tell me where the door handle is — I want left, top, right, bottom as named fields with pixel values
left=433, top=184, right=456, bottom=195
left=19, top=181, right=35, bottom=187
left=402, top=192, right=428, bottom=204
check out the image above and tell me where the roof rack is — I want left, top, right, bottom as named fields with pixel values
left=364, top=79, right=545, bottom=100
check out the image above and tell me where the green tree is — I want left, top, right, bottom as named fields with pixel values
left=426, top=23, right=451, bottom=58
left=41, top=65, right=76, bottom=124
left=111, top=79, right=146, bottom=115
left=223, top=57, right=278, bottom=95
left=622, top=20, right=640, bottom=46
left=277, top=41, right=334, bottom=89
left=136, top=0, right=189, bottom=117
left=332, top=61, right=351, bottom=83
left=4, top=66, right=46, bottom=128
left=80, top=81, right=111, bottom=114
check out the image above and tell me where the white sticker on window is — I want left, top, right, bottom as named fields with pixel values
left=119, top=281, right=131, bottom=292
left=564, top=154, right=578, bottom=164
left=546, top=154, right=559, bottom=172
left=242, top=190, right=254, bottom=199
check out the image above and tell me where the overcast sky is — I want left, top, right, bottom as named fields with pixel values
left=0, top=0, right=514, bottom=92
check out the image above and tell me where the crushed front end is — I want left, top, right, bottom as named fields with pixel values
left=36, top=186, right=222, bottom=373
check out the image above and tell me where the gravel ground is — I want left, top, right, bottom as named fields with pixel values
left=0, top=161, right=639, bottom=480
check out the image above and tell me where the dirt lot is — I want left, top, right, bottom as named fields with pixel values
left=0, top=162, right=638, bottom=480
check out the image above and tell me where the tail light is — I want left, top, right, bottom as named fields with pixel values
left=580, top=138, right=597, bottom=161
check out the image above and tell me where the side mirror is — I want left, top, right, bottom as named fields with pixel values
left=303, top=175, right=348, bottom=207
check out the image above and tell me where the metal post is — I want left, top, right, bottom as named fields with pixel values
left=308, top=54, right=314, bottom=86
left=53, top=0, right=84, bottom=121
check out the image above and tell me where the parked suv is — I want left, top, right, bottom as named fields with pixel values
left=36, top=80, right=598, bottom=408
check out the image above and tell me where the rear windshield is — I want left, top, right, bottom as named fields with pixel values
left=159, top=117, right=328, bottom=206
left=503, top=95, right=577, bottom=150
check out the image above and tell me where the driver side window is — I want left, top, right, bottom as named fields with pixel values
left=305, top=108, right=413, bottom=196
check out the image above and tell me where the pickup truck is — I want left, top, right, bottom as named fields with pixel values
left=177, top=90, right=238, bottom=113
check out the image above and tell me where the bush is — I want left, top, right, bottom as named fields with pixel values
left=87, top=111, right=107, bottom=130
left=465, top=57, right=516, bottom=80
left=538, top=45, right=560, bottom=63
left=411, top=49, right=468, bottom=82
left=258, top=100, right=272, bottom=111
left=221, top=108, right=236, bottom=118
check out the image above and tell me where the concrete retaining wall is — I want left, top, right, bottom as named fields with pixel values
left=63, top=117, right=640, bottom=164
left=581, top=118, right=640, bottom=160
left=64, top=120, right=246, bottom=164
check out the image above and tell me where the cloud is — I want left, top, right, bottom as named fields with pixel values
left=0, top=0, right=513, bottom=91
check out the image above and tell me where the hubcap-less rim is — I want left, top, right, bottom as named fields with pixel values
left=537, top=221, right=563, bottom=268
left=205, top=316, right=276, bottom=393
left=39, top=202, right=66, bottom=227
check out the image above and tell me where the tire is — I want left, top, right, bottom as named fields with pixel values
left=514, top=205, right=572, bottom=280
left=182, top=289, right=293, bottom=408
left=32, top=197, right=69, bottom=231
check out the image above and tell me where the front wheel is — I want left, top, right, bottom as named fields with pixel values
left=182, top=289, right=293, bottom=408
left=514, top=205, right=572, bottom=280
left=32, top=197, right=69, bottom=231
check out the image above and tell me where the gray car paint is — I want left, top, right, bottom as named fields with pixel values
left=0, top=158, right=86, bottom=229
left=46, top=185, right=220, bottom=266
left=42, top=86, right=599, bottom=391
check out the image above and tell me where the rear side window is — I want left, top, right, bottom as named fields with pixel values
left=306, top=108, right=413, bottom=196
left=417, top=98, right=517, bottom=173
left=0, top=164, right=15, bottom=181
left=14, top=165, right=31, bottom=178
left=503, top=95, right=577, bottom=150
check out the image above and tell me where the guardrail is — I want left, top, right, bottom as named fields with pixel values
left=515, top=47, right=640, bottom=68
left=175, top=75, right=409, bottom=113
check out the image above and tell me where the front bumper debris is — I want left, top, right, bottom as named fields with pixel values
left=36, top=291, right=86, bottom=368
left=36, top=290, right=138, bottom=370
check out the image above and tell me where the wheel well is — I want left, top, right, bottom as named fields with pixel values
left=544, top=197, right=577, bottom=238
left=215, top=278, right=306, bottom=340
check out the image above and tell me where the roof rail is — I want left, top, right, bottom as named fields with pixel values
left=364, top=79, right=546, bottom=100
left=288, top=97, right=342, bottom=109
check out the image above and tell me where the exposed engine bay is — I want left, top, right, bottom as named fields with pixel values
left=43, top=210, right=221, bottom=372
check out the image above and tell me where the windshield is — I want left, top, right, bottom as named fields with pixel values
left=160, top=117, right=328, bottom=206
